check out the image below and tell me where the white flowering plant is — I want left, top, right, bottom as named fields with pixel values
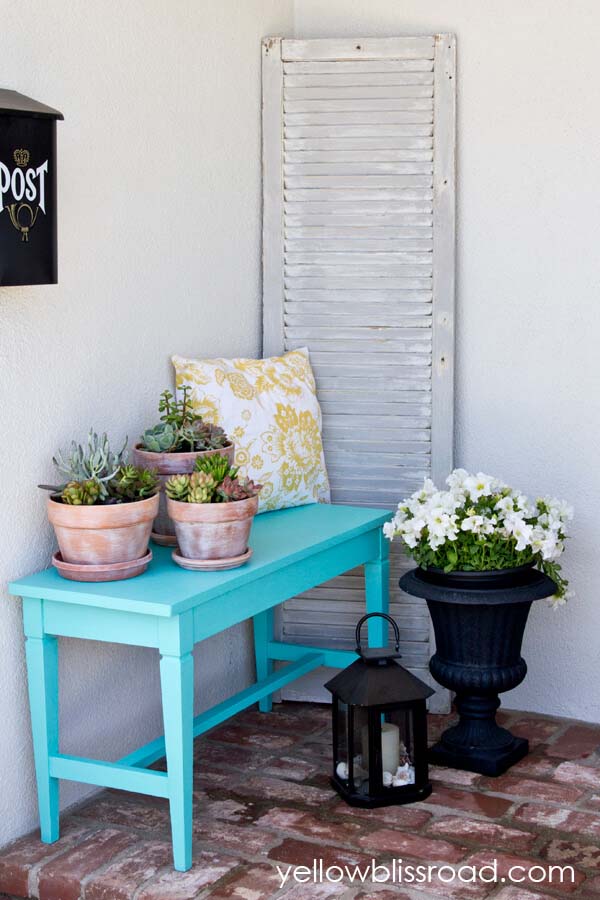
left=384, top=469, right=573, bottom=604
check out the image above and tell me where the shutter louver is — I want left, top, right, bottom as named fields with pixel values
left=262, top=36, right=455, bottom=710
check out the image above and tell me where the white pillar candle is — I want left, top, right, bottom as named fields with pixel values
left=361, top=722, right=401, bottom=775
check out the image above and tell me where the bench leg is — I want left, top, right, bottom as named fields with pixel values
left=25, top=633, right=60, bottom=843
left=365, top=530, right=390, bottom=648
left=253, top=608, right=274, bottom=712
left=160, top=645, right=194, bottom=871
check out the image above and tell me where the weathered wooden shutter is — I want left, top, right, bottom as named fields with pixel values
left=262, top=36, right=455, bottom=710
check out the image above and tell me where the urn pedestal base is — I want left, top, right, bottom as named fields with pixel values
left=429, top=734, right=528, bottom=777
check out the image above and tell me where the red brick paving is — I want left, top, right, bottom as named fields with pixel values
left=1, top=703, right=600, bottom=899
left=426, top=815, right=537, bottom=852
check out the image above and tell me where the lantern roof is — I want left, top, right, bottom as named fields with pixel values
left=325, top=658, right=434, bottom=707
left=0, top=90, right=63, bottom=120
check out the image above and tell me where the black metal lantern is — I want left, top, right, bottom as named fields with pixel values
left=325, top=613, right=434, bottom=808
left=0, top=89, right=63, bottom=285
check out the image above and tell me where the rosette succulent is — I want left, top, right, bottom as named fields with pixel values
left=217, top=475, right=262, bottom=502
left=384, top=469, right=573, bottom=603
left=61, top=479, right=102, bottom=506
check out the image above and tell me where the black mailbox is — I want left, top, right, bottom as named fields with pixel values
left=0, top=90, right=63, bottom=285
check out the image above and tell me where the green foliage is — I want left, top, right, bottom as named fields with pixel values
left=216, top=475, right=262, bottom=502
left=61, top=480, right=101, bottom=505
left=165, top=473, right=191, bottom=502
left=194, top=454, right=238, bottom=483
left=183, top=420, right=229, bottom=451
left=141, top=387, right=230, bottom=453
left=188, top=472, right=217, bottom=504
left=140, top=423, right=178, bottom=453
left=107, top=465, right=160, bottom=502
left=52, top=430, right=128, bottom=499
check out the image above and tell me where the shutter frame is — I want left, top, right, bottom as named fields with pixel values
left=262, top=36, right=455, bottom=712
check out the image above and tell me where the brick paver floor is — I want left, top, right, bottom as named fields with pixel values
left=2, top=703, right=600, bottom=899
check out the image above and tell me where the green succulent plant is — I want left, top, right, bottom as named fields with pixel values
left=216, top=475, right=262, bottom=502
left=61, top=479, right=102, bottom=506
left=49, top=429, right=128, bottom=499
left=195, top=454, right=238, bottom=483
left=108, top=465, right=160, bottom=502
left=187, top=472, right=217, bottom=504
left=165, top=473, right=191, bottom=502
left=140, top=423, right=178, bottom=453
left=183, top=420, right=229, bottom=451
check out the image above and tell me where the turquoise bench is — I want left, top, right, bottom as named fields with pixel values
left=9, top=503, right=391, bottom=871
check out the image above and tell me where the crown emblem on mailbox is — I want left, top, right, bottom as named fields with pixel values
left=13, top=148, right=30, bottom=167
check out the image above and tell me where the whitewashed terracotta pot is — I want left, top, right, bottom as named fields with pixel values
left=167, top=494, right=258, bottom=561
left=132, top=442, right=235, bottom=543
left=48, top=493, right=159, bottom=565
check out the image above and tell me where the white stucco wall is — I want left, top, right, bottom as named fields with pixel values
left=294, top=0, right=600, bottom=722
left=0, top=0, right=294, bottom=847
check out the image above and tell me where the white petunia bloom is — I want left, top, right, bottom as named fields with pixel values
left=463, top=472, right=497, bottom=501
left=503, top=514, right=533, bottom=551
left=383, top=521, right=396, bottom=541
left=446, top=468, right=469, bottom=491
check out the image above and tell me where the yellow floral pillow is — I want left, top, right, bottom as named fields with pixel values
left=171, top=348, right=330, bottom=512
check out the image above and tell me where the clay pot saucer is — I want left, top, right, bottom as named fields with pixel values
left=52, top=550, right=152, bottom=582
left=171, top=547, right=252, bottom=572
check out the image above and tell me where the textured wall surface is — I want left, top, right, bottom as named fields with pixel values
left=0, top=0, right=294, bottom=847
left=294, top=0, right=600, bottom=722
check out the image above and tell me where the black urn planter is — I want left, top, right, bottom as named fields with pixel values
left=399, top=565, right=556, bottom=776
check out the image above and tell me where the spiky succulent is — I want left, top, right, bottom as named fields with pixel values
left=61, top=479, right=102, bottom=506
left=48, top=430, right=128, bottom=499
left=195, top=454, right=238, bottom=483
left=141, top=387, right=231, bottom=453
left=165, top=473, right=192, bottom=502
left=216, top=475, right=262, bottom=502
left=188, top=472, right=217, bottom=504
left=107, top=465, right=160, bottom=502
left=140, top=423, right=178, bottom=453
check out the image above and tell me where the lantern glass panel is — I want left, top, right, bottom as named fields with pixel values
left=350, top=705, right=371, bottom=797
left=333, top=699, right=349, bottom=784
left=382, top=707, right=417, bottom=789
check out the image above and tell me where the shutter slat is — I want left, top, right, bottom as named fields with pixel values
left=285, top=290, right=432, bottom=301
left=284, top=111, right=433, bottom=125
left=285, top=162, right=433, bottom=175
left=263, top=35, right=455, bottom=712
left=285, top=124, right=433, bottom=138
left=285, top=251, right=432, bottom=264
left=284, top=97, right=433, bottom=112
left=284, top=85, right=433, bottom=98
left=285, top=137, right=433, bottom=151
left=283, top=60, right=434, bottom=74
left=285, top=188, right=433, bottom=201
left=285, top=149, right=433, bottom=162
left=284, top=72, right=434, bottom=87
left=286, top=239, right=434, bottom=251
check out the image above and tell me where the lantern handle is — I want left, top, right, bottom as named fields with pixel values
left=355, top=613, right=400, bottom=654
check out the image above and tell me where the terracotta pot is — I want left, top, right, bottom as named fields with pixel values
left=48, top=493, right=159, bottom=565
left=167, top=494, right=258, bottom=561
left=132, top=442, right=235, bottom=542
